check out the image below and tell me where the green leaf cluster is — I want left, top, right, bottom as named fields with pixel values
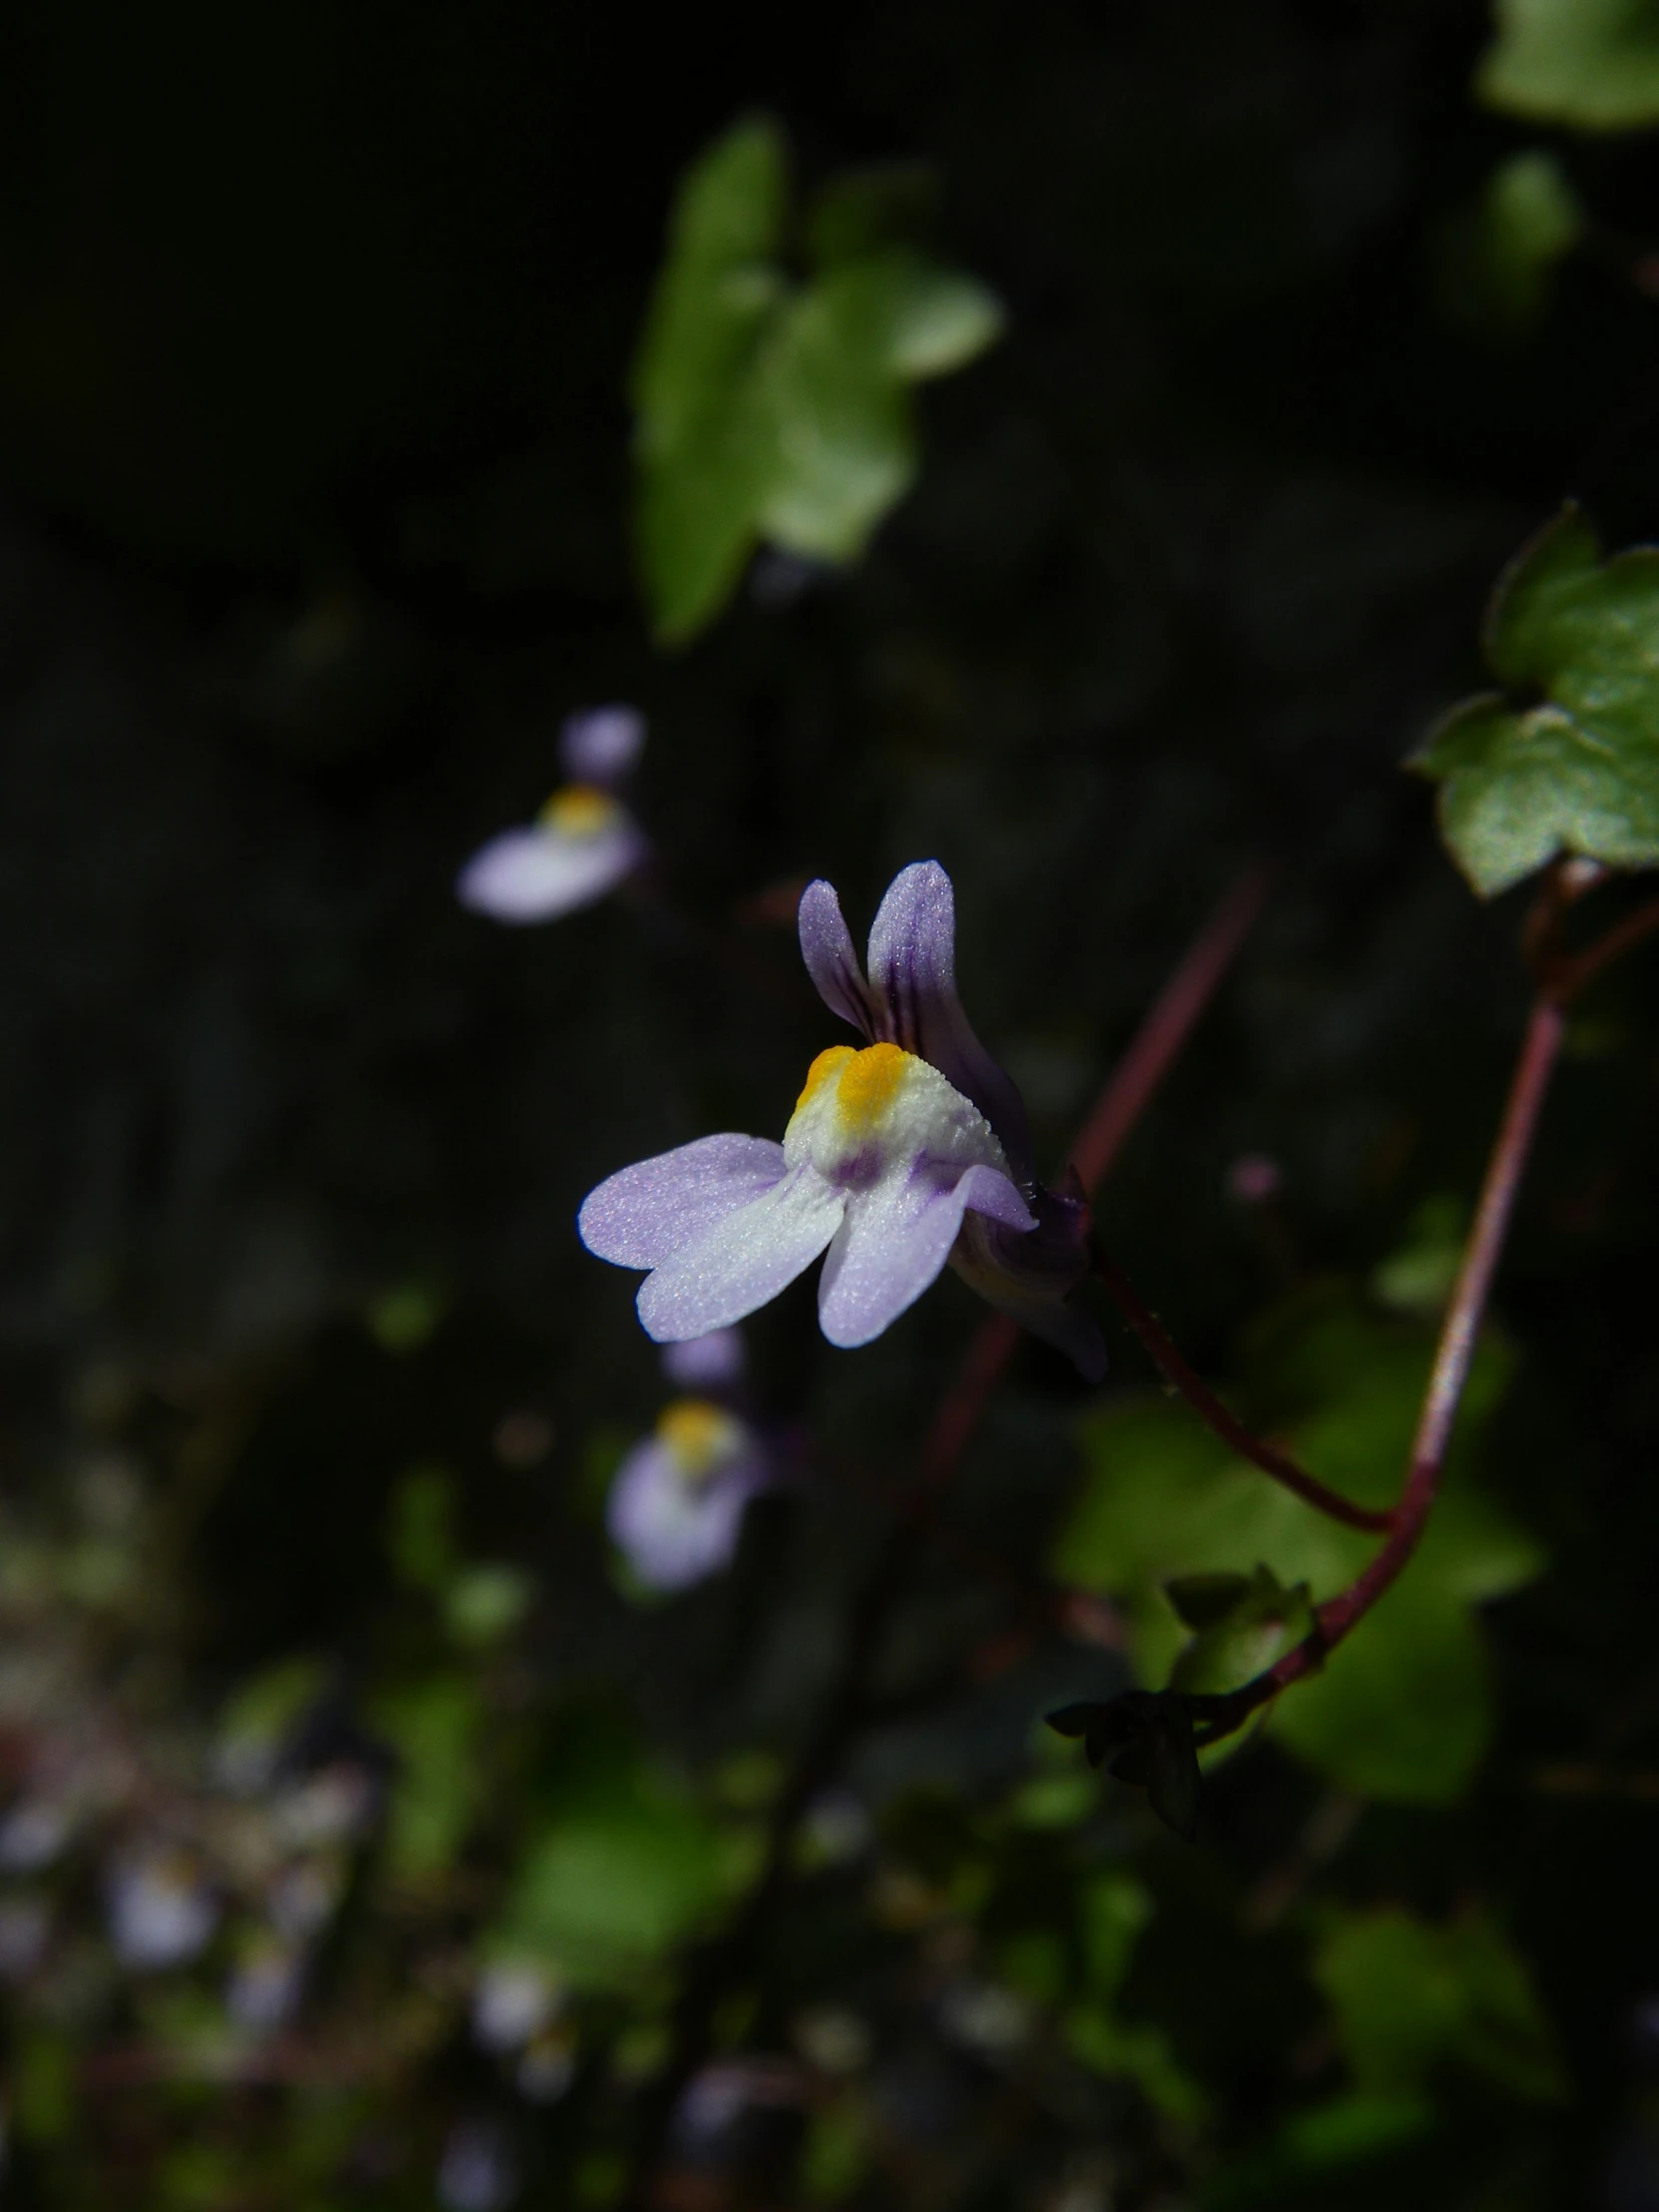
left=1412, top=505, right=1659, bottom=895
left=1313, top=1906, right=1567, bottom=2104
left=632, top=118, right=1003, bottom=642
left=1478, top=0, right=1659, bottom=133
left=1053, top=1289, right=1542, bottom=1801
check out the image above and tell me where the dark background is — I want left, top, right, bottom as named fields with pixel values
left=2, top=2, right=1659, bottom=2205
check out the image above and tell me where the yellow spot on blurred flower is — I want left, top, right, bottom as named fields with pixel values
left=656, top=1397, right=743, bottom=1483
left=540, top=785, right=623, bottom=837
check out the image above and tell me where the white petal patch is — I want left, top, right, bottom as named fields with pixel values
left=456, top=821, right=642, bottom=923
left=637, top=1166, right=845, bottom=1341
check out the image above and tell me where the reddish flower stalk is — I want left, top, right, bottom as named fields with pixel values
left=1086, top=1244, right=1394, bottom=1533
left=1190, top=991, right=1566, bottom=1744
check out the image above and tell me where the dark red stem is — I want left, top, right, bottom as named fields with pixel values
left=1087, top=1244, right=1394, bottom=1533
left=1192, top=992, right=1565, bottom=1741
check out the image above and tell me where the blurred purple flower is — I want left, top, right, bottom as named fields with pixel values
left=106, top=1850, right=219, bottom=1970
left=438, top=2118, right=519, bottom=2212
left=457, top=705, right=649, bottom=925
left=227, top=1935, right=303, bottom=2033
left=660, top=1327, right=747, bottom=1391
left=579, top=861, right=1104, bottom=1374
left=607, top=1398, right=772, bottom=1590
left=472, top=1957, right=560, bottom=2054
left=0, top=1797, right=74, bottom=1872
left=557, top=703, right=645, bottom=786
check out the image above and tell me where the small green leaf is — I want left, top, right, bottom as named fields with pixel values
left=387, top=1464, right=455, bottom=1592
left=1169, top=1564, right=1313, bottom=1699
left=1436, top=150, right=1583, bottom=336
left=1412, top=506, right=1659, bottom=895
left=631, top=117, right=789, bottom=642
left=444, top=1563, right=534, bottom=1646
left=1477, top=0, right=1659, bottom=132
left=1164, top=1570, right=1253, bottom=1631
left=754, top=276, right=916, bottom=561
left=372, top=1675, right=483, bottom=1879
left=1314, top=1908, right=1568, bottom=2104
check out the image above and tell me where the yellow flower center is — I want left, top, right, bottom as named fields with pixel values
left=785, top=1039, right=1009, bottom=1193
left=795, top=1041, right=910, bottom=1136
left=655, top=1397, right=743, bottom=1484
left=539, top=785, right=623, bottom=837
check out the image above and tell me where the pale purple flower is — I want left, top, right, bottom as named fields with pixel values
left=106, top=1850, right=219, bottom=1970
left=558, top=704, right=645, bottom=786
left=579, top=861, right=1105, bottom=1376
left=660, top=1327, right=747, bottom=1391
left=226, top=1936, right=304, bottom=2033
left=457, top=706, right=649, bottom=925
left=472, top=1958, right=561, bottom=2054
left=437, top=2118, right=519, bottom=2212
left=607, top=1398, right=772, bottom=1590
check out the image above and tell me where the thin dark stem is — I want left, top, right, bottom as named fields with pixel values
left=1087, top=1242, right=1394, bottom=1533
left=1547, top=889, right=1659, bottom=1004
left=1191, top=993, right=1566, bottom=1744
left=1067, top=864, right=1272, bottom=1196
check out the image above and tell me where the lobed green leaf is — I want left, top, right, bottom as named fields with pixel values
left=1412, top=505, right=1659, bottom=894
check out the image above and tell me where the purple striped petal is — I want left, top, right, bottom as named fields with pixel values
left=818, top=1162, right=1033, bottom=1350
left=798, top=878, right=880, bottom=1038
left=559, top=706, right=646, bottom=787
left=457, top=822, right=644, bottom=923
left=864, top=862, right=1033, bottom=1177
left=637, top=1167, right=844, bottom=1341
left=579, top=1136, right=788, bottom=1270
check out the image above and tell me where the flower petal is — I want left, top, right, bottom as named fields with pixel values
left=559, top=705, right=646, bottom=787
left=457, top=822, right=644, bottom=923
left=606, top=1437, right=763, bottom=1590
left=818, top=1161, right=1033, bottom=1350
left=864, top=861, right=1033, bottom=1175
left=798, top=878, right=880, bottom=1037
left=579, top=1135, right=788, bottom=1270
left=637, top=1167, right=844, bottom=1341
left=661, top=1328, right=748, bottom=1389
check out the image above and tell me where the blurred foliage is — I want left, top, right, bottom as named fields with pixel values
left=1435, top=150, right=1584, bottom=337
left=1, top=0, right=1658, bottom=2207
left=1479, top=0, right=1659, bottom=132
left=632, top=118, right=1002, bottom=641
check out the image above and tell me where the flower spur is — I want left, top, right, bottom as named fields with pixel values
left=578, top=861, right=1105, bottom=1377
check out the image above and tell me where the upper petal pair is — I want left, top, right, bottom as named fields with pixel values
left=799, top=861, right=1033, bottom=1181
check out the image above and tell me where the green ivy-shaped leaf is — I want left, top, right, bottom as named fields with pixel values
left=1477, top=0, right=1659, bottom=133
left=1052, top=1288, right=1543, bottom=1803
left=1412, top=505, right=1659, bottom=895
left=632, top=118, right=1003, bottom=642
